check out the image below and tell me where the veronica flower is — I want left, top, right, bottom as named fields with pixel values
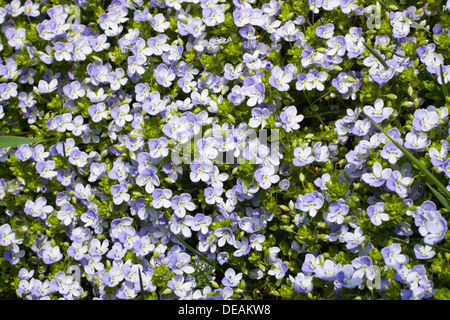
left=57, top=202, right=76, bottom=226
left=233, top=237, right=251, bottom=257
left=363, top=98, right=393, bottom=123
left=324, top=200, right=349, bottom=224
left=40, top=245, right=63, bottom=265
left=221, top=268, right=242, bottom=287
left=306, top=69, right=328, bottom=91
left=136, top=166, right=160, bottom=194
left=269, top=66, right=293, bottom=92
left=190, top=213, right=212, bottom=235
left=215, top=227, right=235, bottom=247
left=245, top=82, right=266, bottom=107
left=412, top=108, right=439, bottom=132
left=404, top=131, right=430, bottom=151
left=152, top=188, right=172, bottom=209
left=15, top=144, right=33, bottom=161
left=352, top=256, right=376, bottom=281
left=155, top=64, right=176, bottom=87
left=268, top=258, right=289, bottom=279
left=381, top=243, right=408, bottom=270
left=69, top=148, right=88, bottom=168
left=204, top=187, right=223, bottom=205
left=223, top=63, right=244, bottom=81
left=279, top=106, right=304, bottom=132
left=111, top=183, right=130, bottom=205
left=148, top=137, right=169, bottom=159
left=423, top=217, right=447, bottom=245
left=67, top=241, right=88, bottom=261
left=295, top=191, right=324, bottom=217
left=315, top=259, right=342, bottom=281
left=361, top=161, right=392, bottom=187
left=37, top=79, right=58, bottom=93
left=254, top=164, right=280, bottom=189
left=428, top=143, right=448, bottom=167
left=150, top=13, right=170, bottom=32
left=3, top=244, right=24, bottom=266
left=190, top=160, right=214, bottom=182
left=386, top=170, right=413, bottom=198
left=343, top=227, right=365, bottom=250
left=0, top=224, right=19, bottom=247
left=380, top=140, right=404, bottom=164
left=171, top=193, right=196, bottom=218
left=290, top=272, right=314, bottom=293
left=292, top=145, right=315, bottom=167
left=202, top=4, right=226, bottom=26
left=74, top=183, right=92, bottom=200
left=366, top=202, right=390, bottom=226
left=35, top=160, right=58, bottom=180
left=80, top=209, right=98, bottom=228
left=133, top=235, right=155, bottom=258
left=414, top=244, right=436, bottom=260
left=316, top=23, right=335, bottom=39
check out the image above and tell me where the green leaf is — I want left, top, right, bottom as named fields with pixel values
left=362, top=111, right=450, bottom=201
left=410, top=21, right=430, bottom=33
left=362, top=41, right=390, bottom=70
left=440, top=64, right=448, bottom=100
left=159, top=226, right=224, bottom=273
left=0, top=135, right=42, bottom=148
left=426, top=183, right=450, bottom=212
left=138, top=268, right=145, bottom=300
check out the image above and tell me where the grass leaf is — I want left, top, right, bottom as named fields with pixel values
left=362, top=111, right=450, bottom=201
left=411, top=21, right=431, bottom=33
left=138, top=268, right=145, bottom=300
left=0, top=135, right=42, bottom=148
left=363, top=41, right=390, bottom=70
left=426, top=183, right=450, bottom=212
left=440, top=64, right=448, bottom=101
left=159, top=226, right=224, bottom=273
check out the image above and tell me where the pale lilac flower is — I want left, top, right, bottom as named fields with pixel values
left=254, top=164, right=280, bottom=189
left=381, top=243, right=408, bottom=269
left=366, top=202, right=390, bottom=226
left=316, top=23, right=335, bottom=39
left=361, top=161, right=392, bottom=187
left=152, top=188, right=172, bottom=209
left=269, top=66, right=293, bottom=92
left=363, top=98, right=393, bottom=123
left=295, top=191, right=324, bottom=217
left=343, top=227, right=365, bottom=250
left=412, top=108, right=439, bottom=132
left=171, top=193, right=196, bottom=218
left=279, top=106, right=304, bottom=132
left=324, top=200, right=349, bottom=224
left=221, top=268, right=242, bottom=287
left=414, top=244, right=436, bottom=260
left=111, top=183, right=131, bottom=205
left=290, top=272, right=313, bottom=293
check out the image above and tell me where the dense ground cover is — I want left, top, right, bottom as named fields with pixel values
left=0, top=0, right=450, bottom=300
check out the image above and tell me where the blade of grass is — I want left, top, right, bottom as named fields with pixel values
left=363, top=41, right=390, bottom=70
left=440, top=64, right=448, bottom=101
left=411, top=21, right=430, bottom=34
left=426, top=183, right=450, bottom=212
left=138, top=268, right=145, bottom=300
left=159, top=226, right=224, bottom=273
left=362, top=111, right=450, bottom=201
left=0, top=135, right=42, bottom=148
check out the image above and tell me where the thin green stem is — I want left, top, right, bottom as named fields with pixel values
left=159, top=226, right=224, bottom=273
left=363, top=41, right=390, bottom=70
left=362, top=111, right=450, bottom=201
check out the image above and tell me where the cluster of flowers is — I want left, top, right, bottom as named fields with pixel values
left=0, top=0, right=450, bottom=300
